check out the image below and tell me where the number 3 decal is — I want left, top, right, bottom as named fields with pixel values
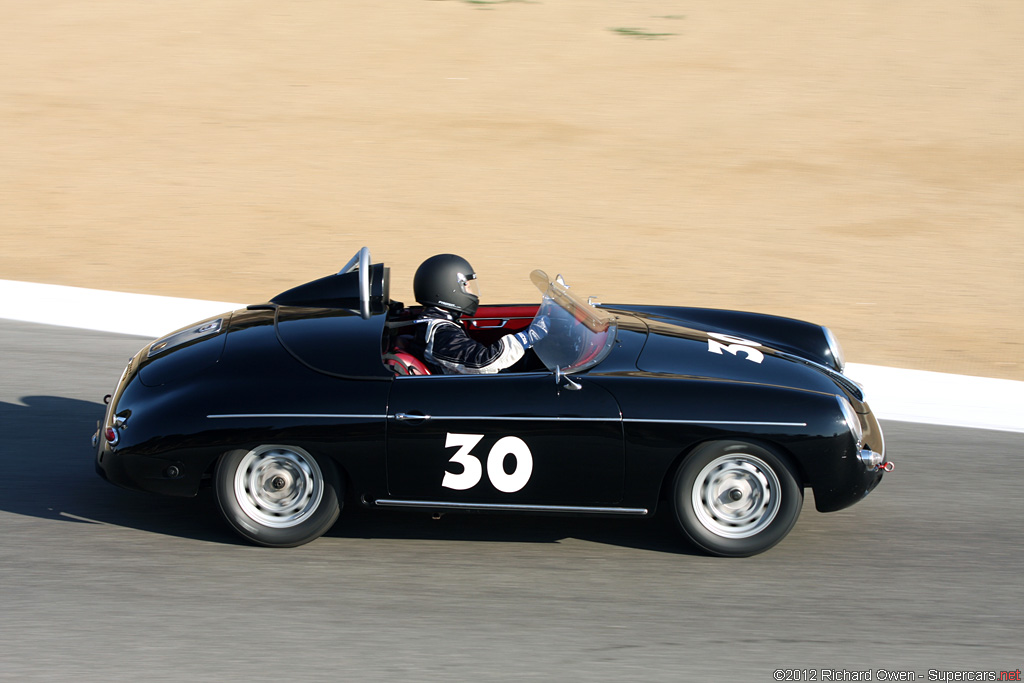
left=441, top=433, right=484, bottom=490
left=707, top=332, right=765, bottom=364
left=442, top=433, right=534, bottom=493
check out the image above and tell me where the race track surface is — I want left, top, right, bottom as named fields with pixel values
left=1, top=320, right=1021, bottom=681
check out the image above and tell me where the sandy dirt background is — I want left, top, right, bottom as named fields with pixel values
left=2, top=1, right=1021, bottom=379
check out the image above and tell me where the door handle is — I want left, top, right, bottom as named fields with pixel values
left=395, top=412, right=432, bottom=422
left=469, top=319, right=508, bottom=329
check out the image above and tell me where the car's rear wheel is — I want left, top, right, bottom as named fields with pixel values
left=215, top=445, right=341, bottom=547
left=672, top=440, right=802, bottom=557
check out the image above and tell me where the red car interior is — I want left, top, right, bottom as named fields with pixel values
left=383, top=304, right=540, bottom=375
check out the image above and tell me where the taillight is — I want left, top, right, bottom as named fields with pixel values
left=104, top=427, right=120, bottom=446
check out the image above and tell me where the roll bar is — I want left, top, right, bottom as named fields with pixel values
left=339, top=247, right=372, bottom=319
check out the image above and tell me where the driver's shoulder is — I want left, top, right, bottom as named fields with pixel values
left=416, top=306, right=459, bottom=323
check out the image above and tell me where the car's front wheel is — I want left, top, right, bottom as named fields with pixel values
left=215, top=445, right=342, bottom=547
left=672, top=440, right=802, bottom=557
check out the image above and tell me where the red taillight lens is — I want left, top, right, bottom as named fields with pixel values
left=104, top=427, right=119, bottom=445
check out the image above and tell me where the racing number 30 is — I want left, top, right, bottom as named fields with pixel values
left=442, top=433, right=533, bottom=493
left=707, top=332, right=764, bottom=364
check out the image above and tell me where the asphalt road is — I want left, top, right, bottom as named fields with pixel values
left=1, top=319, right=1021, bottom=682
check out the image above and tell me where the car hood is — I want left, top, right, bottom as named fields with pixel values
left=605, top=307, right=863, bottom=401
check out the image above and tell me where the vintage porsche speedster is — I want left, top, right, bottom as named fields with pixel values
left=94, top=248, right=890, bottom=556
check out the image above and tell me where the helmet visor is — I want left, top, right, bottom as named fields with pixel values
left=458, top=272, right=480, bottom=298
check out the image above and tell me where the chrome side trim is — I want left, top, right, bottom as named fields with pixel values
left=623, top=418, right=808, bottom=427
left=388, top=415, right=620, bottom=422
left=375, top=499, right=649, bottom=515
left=208, top=413, right=804, bottom=427
left=208, top=413, right=387, bottom=420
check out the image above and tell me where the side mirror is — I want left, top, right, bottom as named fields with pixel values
left=554, top=366, right=582, bottom=391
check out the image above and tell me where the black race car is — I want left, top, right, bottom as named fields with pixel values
left=94, top=248, right=891, bottom=557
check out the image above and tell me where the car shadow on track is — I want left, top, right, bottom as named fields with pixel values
left=329, top=505, right=699, bottom=556
left=0, top=394, right=701, bottom=555
left=0, top=395, right=245, bottom=545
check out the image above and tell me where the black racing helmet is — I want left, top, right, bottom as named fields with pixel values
left=413, top=254, right=480, bottom=316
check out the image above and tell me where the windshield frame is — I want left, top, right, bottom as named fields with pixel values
left=529, top=270, right=617, bottom=375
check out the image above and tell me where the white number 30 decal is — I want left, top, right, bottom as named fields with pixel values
left=707, top=332, right=765, bottom=364
left=442, top=433, right=534, bottom=493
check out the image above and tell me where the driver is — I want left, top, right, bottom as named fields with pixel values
left=408, top=254, right=548, bottom=375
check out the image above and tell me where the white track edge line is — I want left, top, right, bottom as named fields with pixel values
left=1, top=279, right=1021, bottom=434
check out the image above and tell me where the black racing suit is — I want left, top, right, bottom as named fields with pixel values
left=410, top=306, right=527, bottom=375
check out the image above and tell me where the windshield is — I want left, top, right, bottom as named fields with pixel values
left=529, top=270, right=617, bottom=374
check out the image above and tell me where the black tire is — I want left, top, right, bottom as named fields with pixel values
left=214, top=445, right=342, bottom=547
left=672, top=440, right=802, bottom=557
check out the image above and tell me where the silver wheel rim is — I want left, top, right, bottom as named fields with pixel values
left=233, top=445, right=324, bottom=528
left=691, top=453, right=781, bottom=539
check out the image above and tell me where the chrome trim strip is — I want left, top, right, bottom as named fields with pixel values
left=375, top=499, right=649, bottom=515
left=388, top=415, right=620, bottom=422
left=208, top=413, right=387, bottom=420
left=403, top=413, right=802, bottom=423
left=623, top=418, right=808, bottom=427
left=208, top=413, right=804, bottom=427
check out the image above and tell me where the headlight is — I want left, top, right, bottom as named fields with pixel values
left=822, top=326, right=845, bottom=373
left=836, top=395, right=863, bottom=447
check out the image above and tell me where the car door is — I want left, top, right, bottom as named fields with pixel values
left=385, top=372, right=624, bottom=506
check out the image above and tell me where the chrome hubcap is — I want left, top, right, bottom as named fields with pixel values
left=692, top=453, right=781, bottom=539
left=234, top=446, right=323, bottom=528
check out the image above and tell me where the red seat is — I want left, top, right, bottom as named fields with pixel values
left=384, top=350, right=431, bottom=376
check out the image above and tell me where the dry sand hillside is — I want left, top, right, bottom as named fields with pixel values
left=2, top=0, right=1022, bottom=379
